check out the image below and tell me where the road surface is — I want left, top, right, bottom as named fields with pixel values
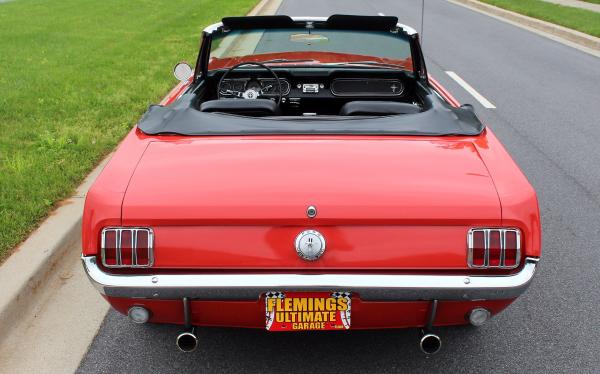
left=78, top=1, right=600, bottom=372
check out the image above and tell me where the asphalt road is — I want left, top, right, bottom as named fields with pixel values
left=78, top=1, right=600, bottom=372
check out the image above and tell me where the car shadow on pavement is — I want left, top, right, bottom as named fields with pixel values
left=76, top=310, right=510, bottom=374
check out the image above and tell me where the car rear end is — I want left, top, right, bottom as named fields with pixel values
left=82, top=132, right=540, bottom=343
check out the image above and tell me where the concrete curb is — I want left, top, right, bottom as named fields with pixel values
left=248, top=0, right=282, bottom=16
left=0, top=156, right=111, bottom=344
left=211, top=0, right=282, bottom=57
left=544, top=0, right=600, bottom=13
left=0, top=0, right=281, bottom=346
left=449, top=0, right=600, bottom=58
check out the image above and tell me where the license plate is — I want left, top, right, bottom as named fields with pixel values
left=264, top=291, right=351, bottom=331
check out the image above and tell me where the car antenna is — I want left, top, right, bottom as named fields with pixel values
left=420, top=0, right=425, bottom=47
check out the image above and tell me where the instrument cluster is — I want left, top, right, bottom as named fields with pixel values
left=219, top=78, right=291, bottom=97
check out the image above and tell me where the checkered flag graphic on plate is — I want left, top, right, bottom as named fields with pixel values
left=265, top=291, right=285, bottom=299
left=331, top=292, right=352, bottom=329
left=265, top=291, right=285, bottom=330
left=330, top=292, right=351, bottom=298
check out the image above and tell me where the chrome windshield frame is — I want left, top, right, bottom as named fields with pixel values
left=194, top=16, right=425, bottom=82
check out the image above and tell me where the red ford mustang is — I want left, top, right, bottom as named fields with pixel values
left=82, top=15, right=541, bottom=354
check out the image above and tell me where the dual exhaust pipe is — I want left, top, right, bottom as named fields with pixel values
left=176, top=328, right=198, bottom=352
left=419, top=299, right=441, bottom=355
left=176, top=326, right=442, bottom=355
left=419, top=331, right=442, bottom=355
left=176, top=297, right=198, bottom=352
left=173, top=297, right=441, bottom=355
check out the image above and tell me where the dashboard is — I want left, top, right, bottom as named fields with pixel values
left=219, top=77, right=406, bottom=98
left=211, top=69, right=417, bottom=115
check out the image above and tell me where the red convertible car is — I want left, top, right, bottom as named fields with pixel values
left=82, top=15, right=541, bottom=354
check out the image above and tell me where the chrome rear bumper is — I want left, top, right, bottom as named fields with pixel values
left=82, top=256, right=538, bottom=301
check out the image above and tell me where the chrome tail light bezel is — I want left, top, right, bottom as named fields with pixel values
left=467, top=228, right=521, bottom=269
left=101, top=227, right=154, bottom=268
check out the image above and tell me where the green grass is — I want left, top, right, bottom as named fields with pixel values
left=0, top=0, right=257, bottom=262
left=580, top=0, right=600, bottom=5
left=480, top=0, right=600, bottom=37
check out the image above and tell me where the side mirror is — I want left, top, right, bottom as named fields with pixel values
left=173, top=62, right=193, bottom=82
left=460, top=103, right=474, bottom=112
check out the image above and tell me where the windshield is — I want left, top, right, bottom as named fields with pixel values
left=209, top=28, right=413, bottom=71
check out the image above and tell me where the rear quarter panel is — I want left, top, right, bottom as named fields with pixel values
left=430, top=76, right=541, bottom=258
left=82, top=80, right=191, bottom=255
left=81, top=128, right=151, bottom=255
left=474, top=129, right=541, bottom=257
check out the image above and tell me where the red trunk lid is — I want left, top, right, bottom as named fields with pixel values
left=121, top=137, right=500, bottom=269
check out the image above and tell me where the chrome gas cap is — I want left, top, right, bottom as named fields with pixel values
left=295, top=230, right=326, bottom=261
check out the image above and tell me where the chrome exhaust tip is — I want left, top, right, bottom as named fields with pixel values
left=176, top=329, right=198, bottom=353
left=419, top=332, right=442, bottom=355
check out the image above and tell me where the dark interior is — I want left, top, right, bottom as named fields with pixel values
left=193, top=67, right=422, bottom=117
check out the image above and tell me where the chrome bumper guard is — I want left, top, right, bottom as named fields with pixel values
left=82, top=256, right=538, bottom=301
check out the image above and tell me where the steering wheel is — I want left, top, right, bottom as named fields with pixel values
left=217, top=62, right=283, bottom=105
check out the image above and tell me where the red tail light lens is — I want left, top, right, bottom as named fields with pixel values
left=135, top=230, right=151, bottom=266
left=471, top=230, right=486, bottom=267
left=120, top=230, right=134, bottom=266
left=488, top=231, right=502, bottom=267
left=103, top=230, right=118, bottom=266
left=504, top=230, right=519, bottom=267
left=101, top=228, right=154, bottom=268
left=468, top=228, right=521, bottom=269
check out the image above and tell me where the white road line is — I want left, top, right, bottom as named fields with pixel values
left=377, top=12, right=385, bottom=16
left=445, top=71, right=496, bottom=109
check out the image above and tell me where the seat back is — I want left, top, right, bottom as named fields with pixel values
left=339, top=101, right=421, bottom=116
left=200, top=99, right=280, bottom=116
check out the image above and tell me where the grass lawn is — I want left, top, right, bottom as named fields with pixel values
left=580, top=0, right=600, bottom=4
left=0, top=0, right=257, bottom=262
left=479, top=0, right=600, bottom=37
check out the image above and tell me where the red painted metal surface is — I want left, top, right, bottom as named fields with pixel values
left=106, top=295, right=514, bottom=329
left=121, top=138, right=501, bottom=224
left=83, top=131, right=539, bottom=260
left=146, top=225, right=481, bottom=270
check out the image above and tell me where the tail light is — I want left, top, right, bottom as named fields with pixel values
left=101, top=227, right=154, bottom=268
left=467, top=228, right=521, bottom=269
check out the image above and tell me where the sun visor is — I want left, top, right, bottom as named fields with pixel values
left=220, top=15, right=399, bottom=31
left=222, top=15, right=295, bottom=29
left=326, top=14, right=399, bottom=30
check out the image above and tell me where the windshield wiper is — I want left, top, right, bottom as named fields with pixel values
left=323, top=61, right=405, bottom=69
left=256, top=58, right=319, bottom=64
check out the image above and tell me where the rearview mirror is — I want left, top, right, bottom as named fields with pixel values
left=173, top=62, right=193, bottom=81
left=289, top=33, right=328, bottom=44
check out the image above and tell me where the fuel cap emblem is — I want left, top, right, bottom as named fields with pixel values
left=295, top=230, right=326, bottom=261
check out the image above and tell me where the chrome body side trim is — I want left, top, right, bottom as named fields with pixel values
left=82, top=256, right=538, bottom=301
